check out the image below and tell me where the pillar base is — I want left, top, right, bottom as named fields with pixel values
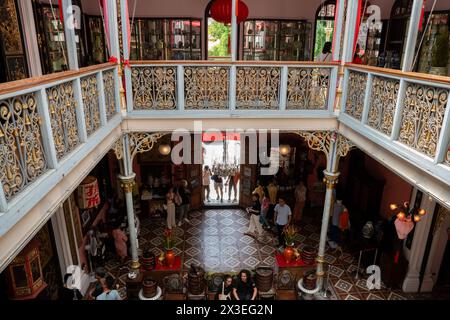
left=402, top=275, right=420, bottom=293
left=130, top=260, right=141, bottom=270
left=420, top=276, right=435, bottom=293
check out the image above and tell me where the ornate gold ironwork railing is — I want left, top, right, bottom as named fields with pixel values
left=0, top=62, right=120, bottom=204
left=342, top=64, right=450, bottom=168
left=128, top=61, right=338, bottom=113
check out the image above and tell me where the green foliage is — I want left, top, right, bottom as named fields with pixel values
left=208, top=20, right=231, bottom=57
left=432, top=25, right=449, bottom=67
left=314, top=21, right=334, bottom=60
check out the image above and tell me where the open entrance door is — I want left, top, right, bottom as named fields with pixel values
left=202, top=131, right=240, bottom=206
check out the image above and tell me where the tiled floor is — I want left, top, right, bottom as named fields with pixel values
left=103, top=207, right=448, bottom=300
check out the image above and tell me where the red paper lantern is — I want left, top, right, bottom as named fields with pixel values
left=210, top=0, right=249, bottom=24
left=77, top=176, right=101, bottom=209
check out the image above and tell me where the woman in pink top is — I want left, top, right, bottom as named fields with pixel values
left=111, top=226, right=128, bottom=262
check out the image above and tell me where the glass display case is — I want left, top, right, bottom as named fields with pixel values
left=131, top=18, right=202, bottom=60
left=86, top=16, right=107, bottom=64
left=33, top=2, right=85, bottom=74
left=417, top=12, right=450, bottom=76
left=243, top=20, right=312, bottom=61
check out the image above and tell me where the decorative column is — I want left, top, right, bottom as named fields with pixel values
left=61, top=0, right=79, bottom=70
left=294, top=131, right=355, bottom=292
left=231, top=0, right=237, bottom=61
left=114, top=132, right=165, bottom=271
left=402, top=194, right=436, bottom=292
left=401, top=0, right=424, bottom=72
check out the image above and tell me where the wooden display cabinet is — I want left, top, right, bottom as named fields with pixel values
left=5, top=240, right=47, bottom=300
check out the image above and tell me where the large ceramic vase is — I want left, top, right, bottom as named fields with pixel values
left=165, top=249, right=175, bottom=268
left=283, top=244, right=295, bottom=263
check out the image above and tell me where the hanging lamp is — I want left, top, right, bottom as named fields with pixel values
left=210, top=0, right=249, bottom=24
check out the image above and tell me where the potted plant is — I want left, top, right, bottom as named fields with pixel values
left=282, top=225, right=298, bottom=263
left=163, top=229, right=175, bottom=267
left=430, top=24, right=449, bottom=76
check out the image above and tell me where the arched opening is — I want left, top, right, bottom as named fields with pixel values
left=204, top=0, right=232, bottom=61
left=313, top=0, right=336, bottom=61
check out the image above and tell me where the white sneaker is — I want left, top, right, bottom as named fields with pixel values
left=184, top=218, right=190, bottom=223
left=177, top=221, right=182, bottom=227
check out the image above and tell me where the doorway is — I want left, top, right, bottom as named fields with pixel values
left=202, top=132, right=240, bottom=206
left=207, top=17, right=231, bottom=60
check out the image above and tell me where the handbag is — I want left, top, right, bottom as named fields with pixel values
left=218, top=282, right=230, bottom=300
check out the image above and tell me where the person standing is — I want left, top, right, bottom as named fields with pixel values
left=253, top=180, right=264, bottom=201
left=267, top=179, right=278, bottom=222
left=244, top=193, right=263, bottom=238
left=214, top=174, right=224, bottom=202
left=316, top=41, right=332, bottom=62
left=232, top=270, right=257, bottom=300
left=203, top=165, right=212, bottom=202
left=166, top=187, right=177, bottom=229
left=177, top=180, right=191, bottom=226
left=293, top=181, right=307, bottom=223
left=111, top=224, right=128, bottom=263
left=59, top=273, right=83, bottom=300
left=274, top=197, right=292, bottom=248
left=226, top=171, right=237, bottom=202
left=260, top=190, right=271, bottom=230
left=96, top=276, right=121, bottom=300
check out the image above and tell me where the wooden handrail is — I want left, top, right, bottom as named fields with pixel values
left=346, top=63, right=450, bottom=86
left=0, top=62, right=116, bottom=97
left=129, top=60, right=340, bottom=66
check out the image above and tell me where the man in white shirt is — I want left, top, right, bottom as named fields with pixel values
left=274, top=197, right=292, bottom=248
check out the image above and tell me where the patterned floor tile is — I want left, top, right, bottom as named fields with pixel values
left=236, top=217, right=249, bottom=225
left=242, top=256, right=260, bottom=269
left=334, top=279, right=353, bottom=293
left=241, top=245, right=258, bottom=256
left=221, top=246, right=239, bottom=256
left=221, top=226, right=235, bottom=235
left=366, top=293, right=384, bottom=300
left=185, top=247, right=201, bottom=257
left=189, top=217, right=202, bottom=226
left=187, top=226, right=202, bottom=236
left=186, top=236, right=201, bottom=246
left=260, top=244, right=276, bottom=255
left=204, top=217, right=218, bottom=226
left=221, top=256, right=241, bottom=269
left=344, top=294, right=361, bottom=300
left=328, top=265, right=345, bottom=278
left=387, top=291, right=408, bottom=300
left=204, top=246, right=220, bottom=257
left=204, top=235, right=219, bottom=245
left=204, top=226, right=219, bottom=235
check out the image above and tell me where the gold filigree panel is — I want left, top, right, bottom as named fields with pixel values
left=287, top=67, right=330, bottom=110
left=81, top=75, right=101, bottom=136
left=236, top=67, right=280, bottom=109
left=368, top=76, right=399, bottom=136
left=399, top=83, right=448, bottom=158
left=0, top=93, right=48, bottom=200
left=103, top=70, right=117, bottom=120
left=184, top=66, right=229, bottom=110
left=131, top=67, right=177, bottom=110
left=47, top=82, right=80, bottom=160
left=345, top=71, right=367, bottom=120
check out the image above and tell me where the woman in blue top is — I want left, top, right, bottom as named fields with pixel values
left=96, top=276, right=121, bottom=300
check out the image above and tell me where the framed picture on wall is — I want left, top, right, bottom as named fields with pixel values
left=81, top=210, right=91, bottom=228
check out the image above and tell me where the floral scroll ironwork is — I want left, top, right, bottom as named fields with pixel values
left=113, top=132, right=165, bottom=161
left=367, top=76, right=399, bottom=136
left=236, top=67, right=280, bottom=109
left=184, top=66, right=229, bottom=110
left=0, top=93, right=48, bottom=200
left=287, top=67, right=330, bottom=110
left=345, top=71, right=367, bottom=120
left=81, top=75, right=101, bottom=136
left=47, top=82, right=80, bottom=160
left=131, top=67, right=177, bottom=110
left=399, top=83, right=448, bottom=158
left=103, top=70, right=117, bottom=120
left=293, top=131, right=355, bottom=163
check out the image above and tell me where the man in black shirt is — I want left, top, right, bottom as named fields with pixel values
left=215, top=275, right=233, bottom=300
left=233, top=270, right=257, bottom=300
